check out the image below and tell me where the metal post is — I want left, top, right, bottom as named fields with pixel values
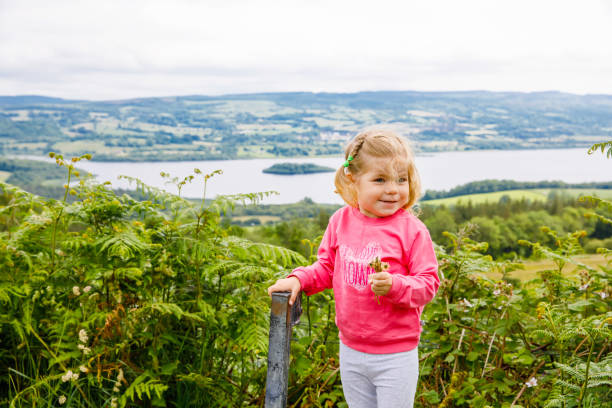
left=265, top=291, right=301, bottom=408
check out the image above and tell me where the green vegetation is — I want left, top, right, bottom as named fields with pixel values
left=0, top=156, right=89, bottom=199
left=227, top=191, right=612, bottom=261
left=1, top=143, right=611, bottom=407
left=2, top=91, right=612, bottom=161
left=2, top=152, right=611, bottom=407
left=262, top=162, right=335, bottom=175
left=421, top=191, right=612, bottom=259
left=1, top=159, right=299, bottom=407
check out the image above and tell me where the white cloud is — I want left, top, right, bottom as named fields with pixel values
left=1, top=0, right=612, bottom=99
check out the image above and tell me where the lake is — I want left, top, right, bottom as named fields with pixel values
left=61, top=148, right=610, bottom=204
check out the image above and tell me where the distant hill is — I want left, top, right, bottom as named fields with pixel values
left=1, top=91, right=611, bottom=161
left=0, top=95, right=82, bottom=105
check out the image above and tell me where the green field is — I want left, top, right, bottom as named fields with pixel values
left=485, top=253, right=610, bottom=281
left=0, top=170, right=10, bottom=182
left=422, top=188, right=612, bottom=206
left=232, top=215, right=282, bottom=224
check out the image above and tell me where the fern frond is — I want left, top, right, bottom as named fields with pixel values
left=553, top=378, right=581, bottom=392
left=558, top=327, right=579, bottom=343
left=530, top=329, right=555, bottom=339
left=119, top=174, right=184, bottom=206
left=209, top=191, right=279, bottom=215
left=589, top=371, right=612, bottom=380
left=587, top=379, right=612, bottom=388
left=122, top=371, right=168, bottom=403
left=225, top=264, right=278, bottom=282
left=62, top=234, right=92, bottom=252
left=203, top=259, right=246, bottom=278
left=142, top=302, right=205, bottom=323
left=223, top=236, right=307, bottom=267
left=233, top=320, right=269, bottom=354
left=583, top=209, right=612, bottom=225
left=543, top=394, right=565, bottom=408
left=0, top=285, right=26, bottom=306
left=587, top=141, right=612, bottom=158
left=554, top=362, right=586, bottom=382
left=177, top=373, right=214, bottom=389
left=95, top=232, right=148, bottom=261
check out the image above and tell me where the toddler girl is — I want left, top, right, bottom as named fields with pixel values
left=267, top=128, right=439, bottom=408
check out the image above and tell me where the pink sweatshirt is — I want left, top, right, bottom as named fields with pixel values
left=289, top=206, right=439, bottom=354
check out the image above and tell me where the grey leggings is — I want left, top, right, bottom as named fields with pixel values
left=339, top=341, right=419, bottom=408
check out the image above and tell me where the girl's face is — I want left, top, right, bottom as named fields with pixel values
left=350, top=156, right=410, bottom=218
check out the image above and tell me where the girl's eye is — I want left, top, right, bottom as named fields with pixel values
left=374, top=178, right=385, bottom=183
left=398, top=177, right=408, bottom=183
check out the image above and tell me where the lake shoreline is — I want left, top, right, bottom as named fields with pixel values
left=7, top=147, right=610, bottom=204
left=8, top=143, right=596, bottom=163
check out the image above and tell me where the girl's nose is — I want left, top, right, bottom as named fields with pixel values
left=385, top=181, right=399, bottom=194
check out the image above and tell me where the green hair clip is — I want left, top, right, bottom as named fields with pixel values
left=343, top=155, right=354, bottom=167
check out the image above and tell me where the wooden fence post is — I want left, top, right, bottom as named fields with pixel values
left=265, top=291, right=301, bottom=408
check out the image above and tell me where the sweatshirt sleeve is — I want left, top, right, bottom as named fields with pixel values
left=385, top=227, right=440, bottom=308
left=287, top=216, right=336, bottom=295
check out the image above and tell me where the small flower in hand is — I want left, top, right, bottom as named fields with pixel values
left=368, top=257, right=392, bottom=305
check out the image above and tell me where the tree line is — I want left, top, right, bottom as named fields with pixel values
left=423, top=179, right=612, bottom=201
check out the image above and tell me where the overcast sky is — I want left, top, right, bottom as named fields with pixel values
left=2, top=0, right=612, bottom=100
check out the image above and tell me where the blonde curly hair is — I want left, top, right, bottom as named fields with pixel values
left=334, top=128, right=422, bottom=212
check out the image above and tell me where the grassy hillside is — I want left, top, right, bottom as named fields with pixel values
left=423, top=188, right=612, bottom=206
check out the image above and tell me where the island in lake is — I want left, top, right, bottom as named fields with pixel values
left=262, top=163, right=336, bottom=175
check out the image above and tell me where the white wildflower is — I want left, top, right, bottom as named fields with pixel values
left=77, top=344, right=91, bottom=355
left=113, top=385, right=120, bottom=393
left=117, top=368, right=124, bottom=382
left=579, top=283, right=590, bottom=291
left=525, top=377, right=538, bottom=388
left=72, top=286, right=81, bottom=296
left=79, top=365, right=88, bottom=373
left=78, top=329, right=88, bottom=343
left=110, top=397, right=118, bottom=408
left=58, top=395, right=67, bottom=405
left=598, top=291, right=608, bottom=299
left=72, top=372, right=79, bottom=381
left=461, top=298, right=473, bottom=308
left=83, top=285, right=92, bottom=293
left=61, top=370, right=73, bottom=383
left=493, top=289, right=501, bottom=296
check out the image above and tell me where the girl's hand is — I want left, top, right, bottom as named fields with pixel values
left=267, top=276, right=302, bottom=305
left=369, top=272, right=393, bottom=296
